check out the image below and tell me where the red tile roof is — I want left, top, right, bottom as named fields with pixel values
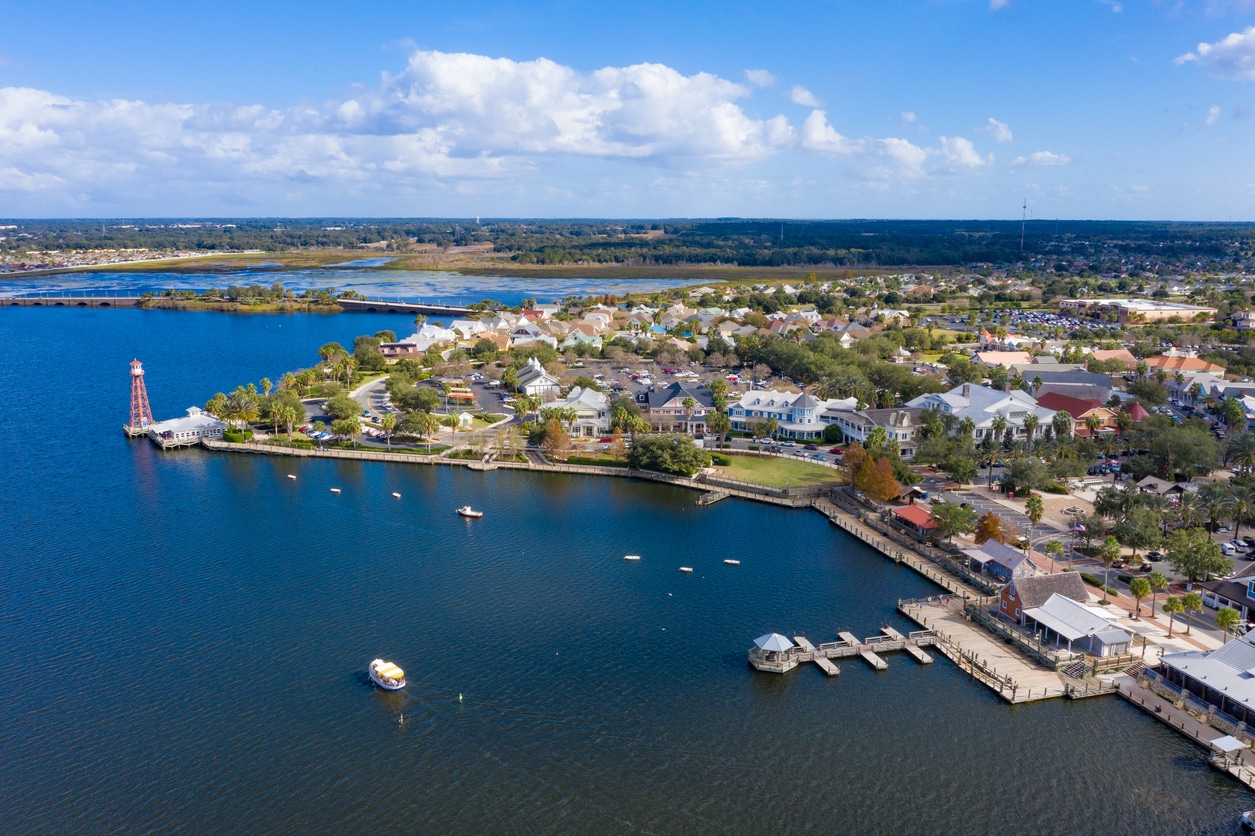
left=1034, top=392, right=1104, bottom=419
left=893, top=505, right=937, bottom=529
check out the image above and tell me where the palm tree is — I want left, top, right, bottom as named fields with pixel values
left=990, top=415, right=1007, bottom=446
left=1116, top=410, right=1134, bottom=437
left=1044, top=539, right=1064, bottom=573
left=1162, top=596, right=1184, bottom=636
left=1228, top=432, right=1255, bottom=474
left=1217, top=607, right=1241, bottom=643
left=1023, top=412, right=1039, bottom=444
left=1147, top=571, right=1168, bottom=618
left=260, top=377, right=273, bottom=397
left=1174, top=491, right=1206, bottom=531
left=1051, top=410, right=1073, bottom=439
left=415, top=411, right=440, bottom=453
left=280, top=371, right=297, bottom=392
left=1128, top=575, right=1151, bottom=620
left=380, top=413, right=397, bottom=449
left=1084, top=412, right=1103, bottom=436
left=1025, top=494, right=1044, bottom=532
left=1200, top=481, right=1230, bottom=531
left=1098, top=536, right=1122, bottom=605
left=273, top=403, right=299, bottom=442
left=1181, top=592, right=1204, bottom=636
left=1225, top=486, right=1255, bottom=540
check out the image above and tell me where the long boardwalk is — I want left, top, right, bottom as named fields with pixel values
left=898, top=597, right=1068, bottom=703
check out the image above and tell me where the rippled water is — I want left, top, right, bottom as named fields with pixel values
left=0, top=268, right=694, bottom=307
left=0, top=307, right=1251, bottom=834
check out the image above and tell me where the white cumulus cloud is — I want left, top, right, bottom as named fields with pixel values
left=939, top=136, right=988, bottom=170
left=745, top=69, right=776, bottom=87
left=1176, top=26, right=1255, bottom=80
left=1012, top=150, right=1073, bottom=167
left=985, top=117, right=1013, bottom=143
left=1208, top=104, right=1222, bottom=125
left=789, top=85, right=822, bottom=107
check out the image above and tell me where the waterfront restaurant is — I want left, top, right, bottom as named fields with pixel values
left=891, top=505, right=938, bottom=542
left=1159, top=634, right=1255, bottom=724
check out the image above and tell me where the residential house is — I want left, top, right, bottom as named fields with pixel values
left=825, top=407, right=924, bottom=460
left=552, top=386, right=610, bottom=437
left=1144, top=354, right=1227, bottom=378
left=1034, top=392, right=1116, bottom=435
left=728, top=389, right=856, bottom=440
left=1233, top=310, right=1255, bottom=331
left=998, top=573, right=1090, bottom=624
left=1167, top=372, right=1226, bottom=406
left=1199, top=578, right=1255, bottom=622
left=1136, top=476, right=1187, bottom=497
left=636, top=382, right=715, bottom=434
left=515, top=357, right=560, bottom=399
left=1029, top=370, right=1114, bottom=404
left=907, top=383, right=1057, bottom=443
left=973, top=351, right=1034, bottom=369
left=963, top=540, right=1037, bottom=583
left=1088, top=348, right=1138, bottom=370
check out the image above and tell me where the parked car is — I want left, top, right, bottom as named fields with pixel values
left=1228, top=540, right=1249, bottom=553
left=1222, top=542, right=1237, bottom=556
left=1146, top=551, right=1164, bottom=561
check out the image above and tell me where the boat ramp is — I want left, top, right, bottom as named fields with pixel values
left=748, top=626, right=936, bottom=677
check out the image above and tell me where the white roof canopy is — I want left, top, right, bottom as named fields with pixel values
left=753, top=633, right=795, bottom=653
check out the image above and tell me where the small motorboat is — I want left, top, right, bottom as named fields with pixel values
left=456, top=506, right=483, bottom=518
left=724, top=559, right=740, bottom=566
left=679, top=566, right=694, bottom=573
left=286, top=474, right=297, bottom=480
left=368, top=659, right=406, bottom=691
left=1242, top=811, right=1255, bottom=834
left=392, top=492, right=402, bottom=499
left=623, top=555, right=641, bottom=561
left=330, top=488, right=341, bottom=494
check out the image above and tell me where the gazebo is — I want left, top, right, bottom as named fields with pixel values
left=748, top=633, right=799, bottom=673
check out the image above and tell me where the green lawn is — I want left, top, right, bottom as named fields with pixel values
left=713, top=454, right=846, bottom=488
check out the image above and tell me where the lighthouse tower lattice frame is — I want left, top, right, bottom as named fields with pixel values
left=125, top=359, right=154, bottom=436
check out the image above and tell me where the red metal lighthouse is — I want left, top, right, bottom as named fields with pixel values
left=123, top=359, right=154, bottom=436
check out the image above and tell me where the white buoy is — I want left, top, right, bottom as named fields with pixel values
left=330, top=488, right=341, bottom=494
left=287, top=474, right=297, bottom=480
left=392, top=492, right=402, bottom=499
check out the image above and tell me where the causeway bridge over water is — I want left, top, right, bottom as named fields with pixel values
left=4, top=295, right=143, bottom=307
left=336, top=298, right=473, bottom=316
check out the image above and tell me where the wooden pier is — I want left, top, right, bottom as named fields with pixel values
left=748, top=627, right=939, bottom=677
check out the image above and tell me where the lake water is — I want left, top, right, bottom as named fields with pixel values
left=1, top=304, right=1252, bottom=834
left=0, top=268, right=695, bottom=308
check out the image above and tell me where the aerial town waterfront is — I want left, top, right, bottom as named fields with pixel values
left=12, top=0, right=1255, bottom=831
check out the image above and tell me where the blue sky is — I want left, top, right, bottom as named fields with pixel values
left=3, top=0, right=1255, bottom=219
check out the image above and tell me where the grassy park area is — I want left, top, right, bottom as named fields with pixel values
left=713, top=454, right=846, bottom=489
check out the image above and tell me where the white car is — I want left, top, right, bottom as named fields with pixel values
left=780, top=440, right=797, bottom=447
left=1228, top=540, right=1249, bottom=552
left=1222, top=542, right=1237, bottom=556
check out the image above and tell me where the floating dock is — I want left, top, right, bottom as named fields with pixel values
left=748, top=627, right=938, bottom=677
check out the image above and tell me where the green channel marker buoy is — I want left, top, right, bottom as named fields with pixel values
left=459, top=693, right=463, bottom=703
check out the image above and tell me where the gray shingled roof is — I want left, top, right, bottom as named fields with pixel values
left=639, top=382, right=715, bottom=410
left=1009, top=573, right=1090, bottom=609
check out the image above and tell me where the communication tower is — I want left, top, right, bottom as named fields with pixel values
left=124, top=359, right=154, bottom=437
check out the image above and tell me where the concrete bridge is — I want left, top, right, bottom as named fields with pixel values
left=3, top=295, right=143, bottom=307
left=336, top=298, right=473, bottom=316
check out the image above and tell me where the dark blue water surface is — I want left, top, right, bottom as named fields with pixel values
left=1, top=306, right=1251, bottom=834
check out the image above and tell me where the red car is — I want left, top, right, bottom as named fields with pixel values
left=829, top=447, right=844, bottom=455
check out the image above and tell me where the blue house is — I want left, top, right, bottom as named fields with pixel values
left=963, top=540, right=1037, bottom=583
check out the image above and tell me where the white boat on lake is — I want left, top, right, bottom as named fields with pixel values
left=456, top=505, right=483, bottom=518
left=369, top=659, right=406, bottom=691
left=624, top=555, right=641, bottom=561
